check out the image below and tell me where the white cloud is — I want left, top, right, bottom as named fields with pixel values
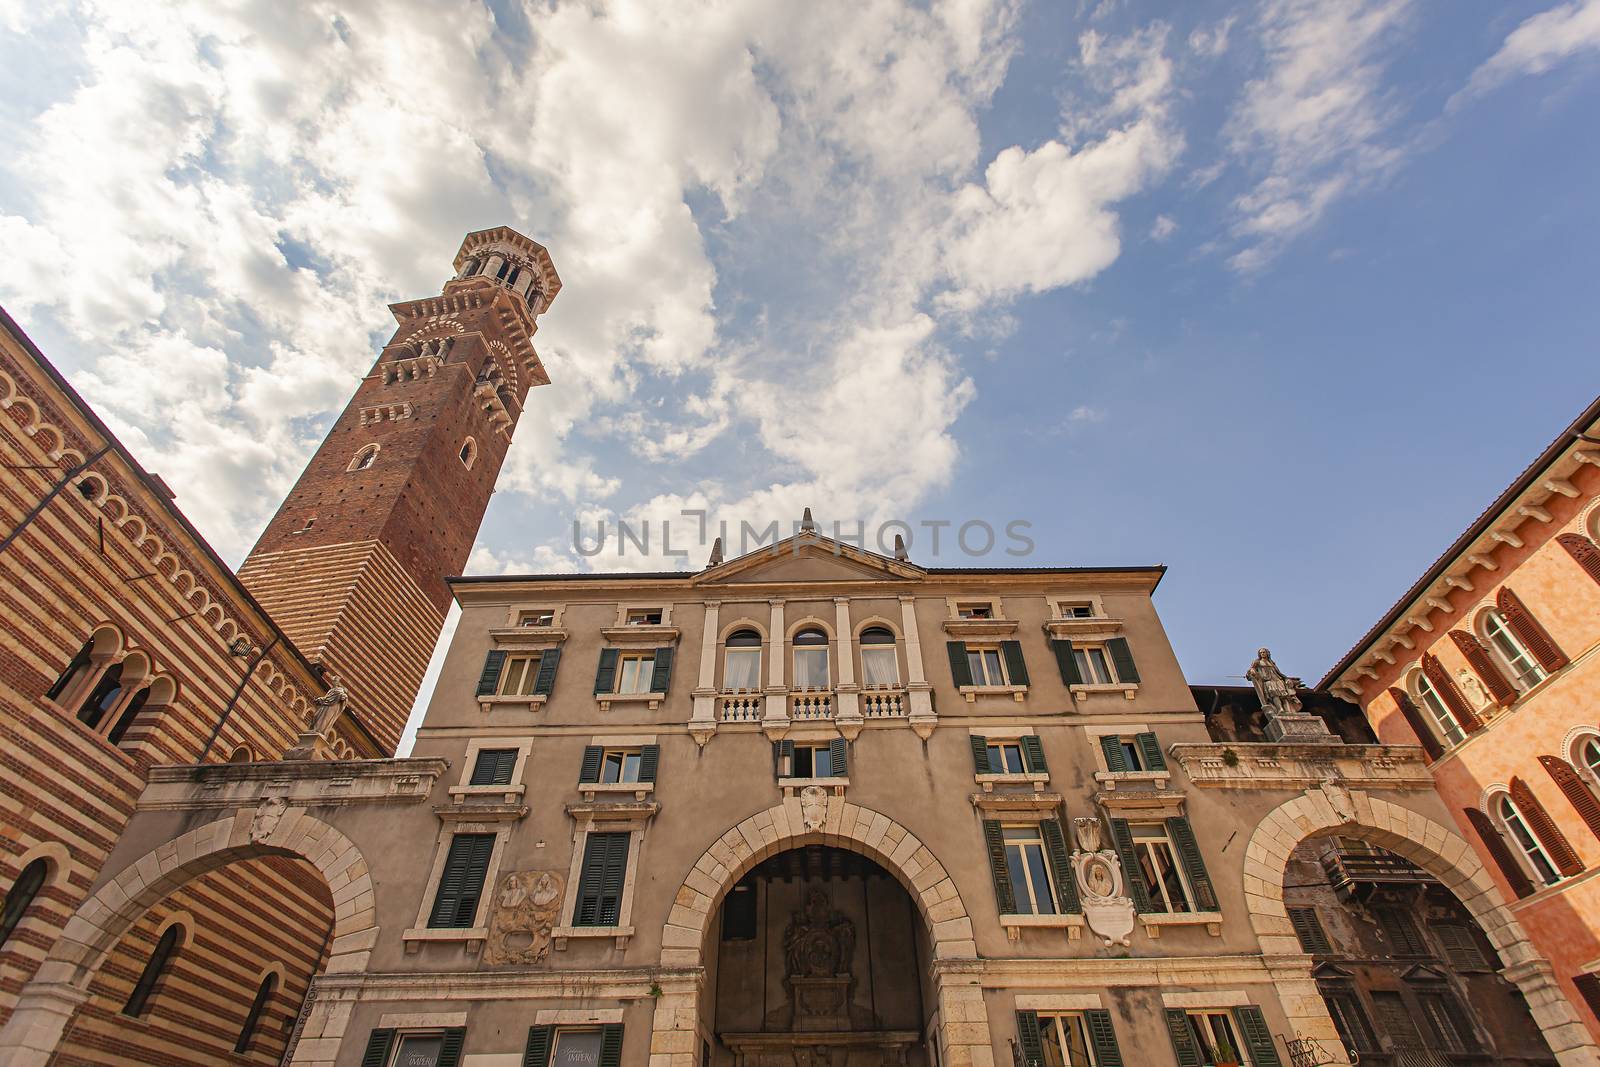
left=1223, top=0, right=1414, bottom=269
left=1455, top=0, right=1600, bottom=104
left=1069, top=405, right=1108, bottom=422
left=1189, top=16, right=1236, bottom=58
left=1150, top=214, right=1178, bottom=240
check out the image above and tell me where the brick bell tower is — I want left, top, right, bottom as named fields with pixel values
left=239, top=226, right=560, bottom=753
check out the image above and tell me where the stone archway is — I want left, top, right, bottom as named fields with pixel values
left=0, top=806, right=377, bottom=1067
left=652, top=797, right=988, bottom=1067
left=1243, top=788, right=1600, bottom=1066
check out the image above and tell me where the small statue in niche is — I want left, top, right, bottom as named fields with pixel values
left=485, top=870, right=564, bottom=965
left=783, top=888, right=856, bottom=978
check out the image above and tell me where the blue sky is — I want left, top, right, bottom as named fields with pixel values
left=2, top=0, right=1598, bottom=704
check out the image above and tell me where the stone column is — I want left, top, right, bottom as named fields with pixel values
left=763, top=599, right=789, bottom=737
left=647, top=979, right=704, bottom=1067
left=690, top=600, right=719, bottom=746
left=932, top=963, right=995, bottom=1067
left=1501, top=957, right=1600, bottom=1066
left=0, top=981, right=89, bottom=1067
left=1263, top=955, right=1353, bottom=1066
left=834, top=597, right=862, bottom=738
left=481, top=253, right=505, bottom=282
left=901, top=595, right=936, bottom=738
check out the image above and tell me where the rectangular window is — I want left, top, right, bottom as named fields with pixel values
left=625, top=609, right=662, bottom=625
left=1434, top=924, right=1488, bottom=969
left=782, top=743, right=842, bottom=778
left=967, top=646, right=1007, bottom=686
left=1003, top=825, right=1057, bottom=916
left=470, top=748, right=518, bottom=786
left=428, top=833, right=495, bottom=929
left=724, top=648, right=761, bottom=690
left=553, top=1028, right=606, bottom=1067
left=499, top=654, right=542, bottom=696
left=956, top=602, right=994, bottom=619
left=986, top=741, right=1026, bottom=774
left=1415, top=989, right=1473, bottom=1052
left=519, top=609, right=555, bottom=626
left=721, top=883, right=757, bottom=941
left=600, top=749, right=643, bottom=784
left=1057, top=601, right=1096, bottom=619
left=1036, top=1013, right=1099, bottom=1066
left=1318, top=987, right=1377, bottom=1053
left=393, top=1033, right=445, bottom=1065
left=860, top=647, right=899, bottom=686
left=615, top=653, right=655, bottom=694
left=1370, top=991, right=1423, bottom=1050
left=1375, top=906, right=1429, bottom=956
left=1131, top=823, right=1192, bottom=913
left=793, top=647, right=830, bottom=689
left=1072, top=645, right=1115, bottom=685
left=1185, top=1011, right=1247, bottom=1066
left=573, top=832, right=631, bottom=926
left=1288, top=906, right=1333, bottom=954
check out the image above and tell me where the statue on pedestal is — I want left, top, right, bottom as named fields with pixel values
left=1246, top=648, right=1339, bottom=744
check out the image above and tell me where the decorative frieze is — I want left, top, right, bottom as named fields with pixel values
left=139, top=758, right=448, bottom=811
left=1169, top=743, right=1433, bottom=790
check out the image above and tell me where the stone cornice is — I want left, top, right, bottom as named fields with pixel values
left=933, top=953, right=1277, bottom=986
left=1169, top=742, right=1433, bottom=790
left=313, top=966, right=703, bottom=1000
left=138, top=757, right=449, bottom=811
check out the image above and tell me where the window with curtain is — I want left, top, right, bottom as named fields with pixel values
left=792, top=628, right=830, bottom=689
left=724, top=629, right=762, bottom=691
left=1414, top=674, right=1465, bottom=746
left=1482, top=610, right=1546, bottom=688
left=1497, top=794, right=1560, bottom=886
left=859, top=627, right=898, bottom=686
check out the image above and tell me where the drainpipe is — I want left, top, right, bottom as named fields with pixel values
left=0, top=445, right=111, bottom=556
left=198, top=637, right=280, bottom=763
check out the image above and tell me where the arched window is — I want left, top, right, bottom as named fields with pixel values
left=792, top=628, right=830, bottom=690
left=496, top=258, right=511, bottom=281
left=234, top=971, right=277, bottom=1053
left=1481, top=610, right=1545, bottom=688
left=1496, top=794, right=1560, bottom=887
left=106, top=687, right=150, bottom=745
left=460, top=256, right=480, bottom=278
left=1, top=859, right=48, bottom=948
left=46, top=641, right=93, bottom=701
left=505, top=266, right=521, bottom=289
left=1414, top=674, right=1464, bottom=746
left=77, top=663, right=124, bottom=730
left=724, top=629, right=762, bottom=691
left=123, top=922, right=182, bottom=1018
left=227, top=745, right=254, bottom=764
left=1579, top=735, right=1600, bottom=784
left=459, top=437, right=477, bottom=470
left=348, top=444, right=379, bottom=472
left=859, top=627, right=899, bottom=686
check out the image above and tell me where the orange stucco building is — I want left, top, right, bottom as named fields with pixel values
left=1322, top=396, right=1600, bottom=1036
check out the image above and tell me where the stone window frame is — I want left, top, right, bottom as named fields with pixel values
left=1082, top=724, right=1170, bottom=790
left=1048, top=594, right=1107, bottom=621
left=1094, top=790, right=1222, bottom=936
left=1407, top=666, right=1466, bottom=749
left=787, top=617, right=835, bottom=693
left=969, top=725, right=1049, bottom=791
left=1566, top=726, right=1600, bottom=793
left=1482, top=785, right=1564, bottom=889
left=347, top=443, right=380, bottom=472
left=716, top=618, right=768, bottom=694
left=553, top=804, right=657, bottom=950
left=853, top=616, right=905, bottom=691
left=969, top=791, right=1085, bottom=939
left=122, top=910, right=193, bottom=1020
left=501, top=603, right=567, bottom=630
left=1159, top=992, right=1258, bottom=1066
left=947, top=596, right=1004, bottom=621
left=458, top=436, right=478, bottom=470
left=450, top=737, right=533, bottom=803
left=402, top=818, right=518, bottom=954
left=578, top=733, right=659, bottom=801
left=611, top=602, right=674, bottom=629
left=47, top=626, right=177, bottom=750
left=1472, top=604, right=1549, bottom=693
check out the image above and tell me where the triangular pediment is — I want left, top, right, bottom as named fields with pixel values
left=1401, top=963, right=1449, bottom=983
left=696, top=532, right=924, bottom=585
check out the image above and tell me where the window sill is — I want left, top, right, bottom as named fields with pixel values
left=1093, top=770, right=1170, bottom=791
left=974, top=772, right=1049, bottom=793
left=1138, top=911, right=1222, bottom=937
left=597, top=691, right=663, bottom=712
left=1072, top=683, right=1138, bottom=702
left=1093, top=789, right=1188, bottom=817
left=1044, top=617, right=1123, bottom=640
left=402, top=927, right=487, bottom=954
left=999, top=913, right=1085, bottom=941
left=487, top=626, right=568, bottom=648
left=449, top=784, right=527, bottom=804
left=958, top=684, right=1028, bottom=703
left=780, top=776, right=848, bottom=797
left=553, top=925, right=634, bottom=950
left=969, top=790, right=1063, bottom=814
left=477, top=694, right=548, bottom=713
left=431, top=802, right=527, bottom=823
left=943, top=618, right=1020, bottom=638
left=579, top=781, right=655, bottom=801
left=599, top=625, right=680, bottom=644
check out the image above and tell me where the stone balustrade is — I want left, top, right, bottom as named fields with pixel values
left=860, top=687, right=906, bottom=718
left=790, top=689, right=834, bottom=720
left=718, top=692, right=763, bottom=722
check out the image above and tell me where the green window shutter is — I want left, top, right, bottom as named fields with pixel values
left=533, top=648, right=561, bottom=695
left=471, top=749, right=517, bottom=786
left=1020, top=735, right=1048, bottom=774
left=429, top=833, right=495, bottom=928
left=1106, top=637, right=1139, bottom=683
left=1136, top=731, right=1166, bottom=771
left=579, top=746, right=603, bottom=784
left=575, top=832, right=630, bottom=926
left=969, top=735, right=991, bottom=774
left=651, top=646, right=674, bottom=693
left=438, top=1027, right=467, bottom=1067
left=523, top=1025, right=555, bottom=1067
left=829, top=737, right=848, bottom=778
left=982, top=820, right=1017, bottom=914
left=638, top=744, right=660, bottom=783
left=476, top=650, right=508, bottom=696
left=1109, top=819, right=1153, bottom=912
left=1166, top=817, right=1218, bottom=911
left=946, top=642, right=972, bottom=687
left=773, top=740, right=794, bottom=779
left=1288, top=906, right=1332, bottom=954
left=1052, top=639, right=1082, bottom=685
left=1040, top=819, right=1079, bottom=913
left=1233, top=1006, right=1281, bottom=1067
left=1014, top=1011, right=1043, bottom=1067
left=361, top=1029, right=397, bottom=1067
left=1001, top=640, right=1029, bottom=686
left=1100, top=735, right=1129, bottom=774
left=594, top=648, right=619, bottom=694
left=1164, top=1010, right=1203, bottom=1067
left=1084, top=1009, right=1123, bottom=1067
left=599, top=1024, right=624, bottom=1067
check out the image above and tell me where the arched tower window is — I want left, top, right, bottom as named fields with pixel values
left=859, top=626, right=899, bottom=686
left=1495, top=794, right=1560, bottom=887
left=348, top=444, right=379, bottom=472
left=228, top=745, right=254, bottom=764
left=77, top=662, right=125, bottom=730
left=793, top=628, right=830, bottom=690
left=1413, top=673, right=1464, bottom=746
left=459, top=437, right=478, bottom=470
left=724, top=628, right=762, bottom=691
left=46, top=640, right=93, bottom=701
left=1578, top=735, right=1600, bottom=784
left=1, top=859, right=49, bottom=948
left=123, top=922, right=183, bottom=1018
left=1481, top=609, right=1545, bottom=689
left=234, top=971, right=277, bottom=1053
left=460, top=257, right=480, bottom=278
